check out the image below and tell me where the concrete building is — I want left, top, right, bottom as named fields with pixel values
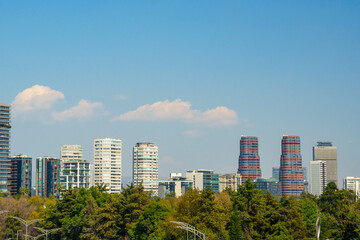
left=237, top=136, right=262, bottom=185
left=219, top=173, right=242, bottom=192
left=133, top=142, right=159, bottom=195
left=60, top=145, right=83, bottom=161
left=313, top=142, right=337, bottom=186
left=343, top=177, right=360, bottom=199
left=36, top=157, right=61, bottom=198
left=9, top=155, right=32, bottom=195
left=186, top=169, right=220, bottom=192
left=0, top=104, right=11, bottom=193
left=60, top=145, right=90, bottom=190
left=310, top=161, right=327, bottom=196
left=158, top=173, right=193, bottom=198
left=279, top=135, right=304, bottom=196
left=256, top=178, right=281, bottom=196
left=94, top=138, right=122, bottom=194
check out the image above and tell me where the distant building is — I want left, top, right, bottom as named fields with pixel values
left=0, top=104, right=11, bottom=193
left=343, top=177, right=360, bottom=199
left=279, top=135, right=304, bottom=196
left=158, top=173, right=193, bottom=198
left=186, top=169, right=219, bottom=192
left=219, top=173, right=242, bottom=192
left=133, top=142, right=159, bottom=195
left=89, top=164, right=95, bottom=187
left=237, top=136, right=262, bottom=185
left=94, top=138, right=122, bottom=194
left=313, top=142, right=337, bottom=186
left=256, top=178, right=281, bottom=196
left=36, top=157, right=61, bottom=198
left=8, top=155, right=32, bottom=195
left=310, top=161, right=327, bottom=196
left=272, top=167, right=280, bottom=181
left=60, top=145, right=90, bottom=190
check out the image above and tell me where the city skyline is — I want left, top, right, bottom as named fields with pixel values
left=1, top=1, right=360, bottom=184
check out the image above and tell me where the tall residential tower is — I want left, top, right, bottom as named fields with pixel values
left=279, top=135, right=304, bottom=196
left=36, top=157, right=61, bottom=198
left=133, top=142, right=159, bottom=195
left=237, top=136, right=261, bottom=185
left=313, top=142, right=337, bottom=186
left=0, top=104, right=11, bottom=193
left=94, top=138, right=122, bottom=194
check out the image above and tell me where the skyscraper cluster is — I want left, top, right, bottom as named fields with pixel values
left=2, top=101, right=357, bottom=199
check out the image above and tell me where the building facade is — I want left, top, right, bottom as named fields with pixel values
left=279, top=135, right=304, bottom=196
left=237, top=136, right=262, bottom=185
left=313, top=142, right=337, bottom=186
left=94, top=138, right=122, bottom=194
left=272, top=167, right=280, bottom=181
left=219, top=173, right=242, bottom=192
left=9, top=155, right=32, bottom=195
left=256, top=177, right=281, bottom=196
left=186, top=169, right=220, bottom=192
left=60, top=145, right=90, bottom=190
left=158, top=173, right=193, bottom=198
left=343, top=177, right=360, bottom=199
left=133, top=142, right=159, bottom=195
left=310, top=161, right=327, bottom=196
left=0, top=104, right=11, bottom=193
left=36, top=157, right=61, bottom=197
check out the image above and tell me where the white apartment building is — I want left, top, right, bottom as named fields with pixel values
left=219, top=173, right=242, bottom=192
left=343, top=177, right=360, bottom=199
left=310, top=161, right=327, bottom=196
left=60, top=145, right=90, bottom=190
left=133, top=142, right=158, bottom=195
left=94, top=138, right=122, bottom=194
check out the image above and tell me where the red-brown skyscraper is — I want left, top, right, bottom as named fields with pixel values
left=279, top=135, right=304, bottom=196
left=237, top=136, right=261, bottom=185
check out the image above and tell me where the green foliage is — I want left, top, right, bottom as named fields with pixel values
left=1, top=181, right=360, bottom=239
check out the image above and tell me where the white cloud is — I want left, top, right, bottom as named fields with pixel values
left=52, top=100, right=104, bottom=121
left=12, top=85, right=64, bottom=111
left=111, top=99, right=238, bottom=126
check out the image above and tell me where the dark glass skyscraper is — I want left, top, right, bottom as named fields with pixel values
left=237, top=136, right=261, bottom=185
left=9, top=155, right=32, bottom=195
left=0, top=104, right=11, bottom=193
left=279, top=135, right=304, bottom=196
left=36, top=157, right=61, bottom=198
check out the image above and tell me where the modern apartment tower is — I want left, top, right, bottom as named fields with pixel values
left=133, top=142, right=159, bottom=195
left=36, top=157, right=61, bottom=198
left=0, top=104, right=11, bottom=193
left=9, top=155, right=32, bottom=195
left=343, top=177, right=360, bottom=199
left=279, top=135, right=304, bottom=196
left=60, top=145, right=90, bottom=190
left=237, top=136, right=261, bottom=185
left=313, top=142, right=337, bottom=186
left=94, top=138, right=122, bottom=194
left=310, top=161, right=327, bottom=196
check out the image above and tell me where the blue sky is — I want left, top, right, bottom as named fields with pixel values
left=1, top=1, right=360, bottom=184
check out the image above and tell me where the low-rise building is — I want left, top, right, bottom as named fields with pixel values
left=219, top=173, right=242, bottom=192
left=256, top=177, right=281, bottom=196
left=343, top=177, right=360, bottom=198
left=158, top=173, right=193, bottom=198
left=186, top=169, right=219, bottom=192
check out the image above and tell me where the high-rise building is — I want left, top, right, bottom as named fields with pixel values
left=219, top=173, right=242, bottom=192
left=36, top=157, right=61, bottom=198
left=9, top=155, right=32, bottom=195
left=272, top=167, right=280, bottom=181
left=60, top=145, right=83, bottom=161
left=343, top=177, right=360, bottom=199
left=237, top=136, right=262, bottom=185
left=313, top=142, right=337, bottom=186
left=0, top=104, right=11, bottom=193
left=256, top=178, right=281, bottom=196
left=310, top=161, right=327, bottom=196
left=94, top=138, right=122, bottom=194
left=279, top=135, right=304, bottom=196
left=186, top=169, right=220, bottom=192
left=60, top=145, right=90, bottom=190
left=133, top=142, right=159, bottom=195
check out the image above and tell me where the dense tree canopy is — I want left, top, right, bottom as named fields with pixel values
left=1, top=180, right=359, bottom=239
